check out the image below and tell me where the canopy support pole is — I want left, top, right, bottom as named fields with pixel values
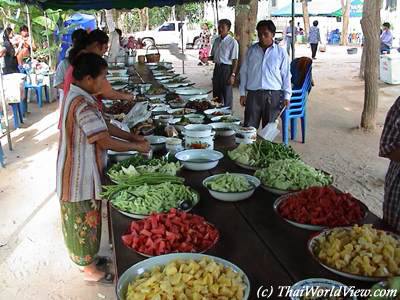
left=291, top=0, right=295, bottom=60
left=215, top=0, right=219, bottom=22
left=181, top=16, right=185, bottom=74
left=25, top=5, right=34, bottom=60
left=44, top=11, right=52, bottom=69
left=0, top=70, right=13, bottom=151
left=213, top=1, right=217, bottom=28
left=181, top=29, right=185, bottom=74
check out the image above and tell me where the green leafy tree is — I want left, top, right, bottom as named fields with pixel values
left=148, top=7, right=171, bottom=29
left=176, top=3, right=204, bottom=24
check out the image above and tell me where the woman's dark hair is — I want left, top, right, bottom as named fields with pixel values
left=3, top=27, right=13, bottom=42
left=72, top=52, right=108, bottom=80
left=115, top=28, right=122, bottom=37
left=313, top=20, right=319, bottom=26
left=383, top=22, right=391, bottom=29
left=218, top=19, right=232, bottom=30
left=256, top=20, right=276, bottom=35
left=87, top=29, right=109, bottom=46
left=69, top=29, right=108, bottom=65
left=20, top=25, right=28, bottom=33
left=71, top=28, right=88, bottom=46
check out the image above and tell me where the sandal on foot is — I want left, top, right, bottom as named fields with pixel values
left=79, top=256, right=112, bottom=273
left=85, top=272, right=114, bottom=285
left=95, top=256, right=112, bottom=268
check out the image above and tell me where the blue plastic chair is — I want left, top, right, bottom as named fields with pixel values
left=9, top=103, right=24, bottom=129
left=0, top=101, right=23, bottom=130
left=23, top=82, right=49, bottom=112
left=281, top=67, right=312, bottom=145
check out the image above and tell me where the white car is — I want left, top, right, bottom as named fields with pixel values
left=133, top=21, right=201, bottom=48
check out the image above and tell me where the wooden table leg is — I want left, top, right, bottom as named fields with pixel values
left=107, top=200, right=112, bottom=246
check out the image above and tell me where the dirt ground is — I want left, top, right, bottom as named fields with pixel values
left=0, top=44, right=398, bottom=299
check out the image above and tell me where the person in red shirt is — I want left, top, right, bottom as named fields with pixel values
left=59, top=30, right=139, bottom=137
left=64, top=29, right=133, bottom=104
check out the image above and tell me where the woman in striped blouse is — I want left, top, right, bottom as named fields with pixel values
left=57, top=53, right=149, bottom=283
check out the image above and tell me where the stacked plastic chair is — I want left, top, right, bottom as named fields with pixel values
left=281, top=58, right=313, bottom=145
left=0, top=141, right=4, bottom=168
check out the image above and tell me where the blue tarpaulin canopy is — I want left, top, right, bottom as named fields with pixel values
left=272, top=0, right=343, bottom=17
left=14, top=0, right=210, bottom=10
left=58, top=13, right=96, bottom=62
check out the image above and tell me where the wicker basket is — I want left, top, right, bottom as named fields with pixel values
left=145, top=45, right=160, bottom=63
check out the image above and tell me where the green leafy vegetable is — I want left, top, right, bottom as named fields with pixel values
left=102, top=173, right=184, bottom=200
left=108, top=156, right=181, bottom=182
left=109, top=182, right=198, bottom=215
left=255, top=159, right=333, bottom=191
left=205, top=173, right=253, bottom=192
left=228, top=140, right=300, bottom=168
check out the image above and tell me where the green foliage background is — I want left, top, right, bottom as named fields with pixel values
left=0, top=1, right=205, bottom=69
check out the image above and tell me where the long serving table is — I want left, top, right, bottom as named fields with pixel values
left=109, top=137, right=384, bottom=299
left=109, top=64, right=385, bottom=299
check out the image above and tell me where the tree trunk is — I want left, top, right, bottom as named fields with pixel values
left=360, top=0, right=381, bottom=130
left=139, top=8, right=149, bottom=31
left=302, top=0, right=310, bottom=40
left=171, top=6, right=176, bottom=21
left=340, top=0, right=351, bottom=45
left=145, top=8, right=149, bottom=30
left=234, top=0, right=258, bottom=68
left=359, top=46, right=366, bottom=78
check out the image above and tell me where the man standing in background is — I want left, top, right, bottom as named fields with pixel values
left=284, top=20, right=297, bottom=56
left=240, top=20, right=291, bottom=129
left=309, top=20, right=321, bottom=59
left=380, top=22, right=393, bottom=54
left=209, top=19, right=239, bottom=108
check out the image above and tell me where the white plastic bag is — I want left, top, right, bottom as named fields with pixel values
left=258, top=107, right=286, bottom=142
left=259, top=121, right=280, bottom=142
left=123, top=101, right=151, bottom=129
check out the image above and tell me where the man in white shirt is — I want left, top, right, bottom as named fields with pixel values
left=239, top=20, right=291, bottom=129
left=284, top=20, right=297, bottom=55
left=209, top=19, right=239, bottom=108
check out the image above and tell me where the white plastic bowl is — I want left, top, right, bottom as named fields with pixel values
left=174, top=87, right=209, bottom=95
left=133, top=83, right=152, bottom=94
left=210, top=122, right=236, bottom=136
left=154, top=114, right=173, bottom=126
left=185, top=114, right=205, bottom=124
left=145, top=136, right=166, bottom=152
left=175, top=149, right=224, bottom=171
left=203, top=173, right=260, bottom=202
left=165, top=138, right=183, bottom=153
left=184, top=134, right=215, bottom=150
left=180, top=94, right=208, bottom=101
left=204, top=107, right=231, bottom=117
left=235, top=126, right=257, bottom=144
left=107, top=150, right=138, bottom=163
left=183, top=124, right=213, bottom=137
left=235, top=137, right=256, bottom=144
left=145, top=93, right=167, bottom=101
left=108, top=69, right=127, bottom=76
left=167, top=108, right=196, bottom=116
left=116, top=253, right=250, bottom=300
left=211, top=115, right=241, bottom=125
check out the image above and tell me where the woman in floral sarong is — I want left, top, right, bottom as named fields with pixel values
left=57, top=53, right=149, bottom=283
left=198, top=23, right=211, bottom=66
